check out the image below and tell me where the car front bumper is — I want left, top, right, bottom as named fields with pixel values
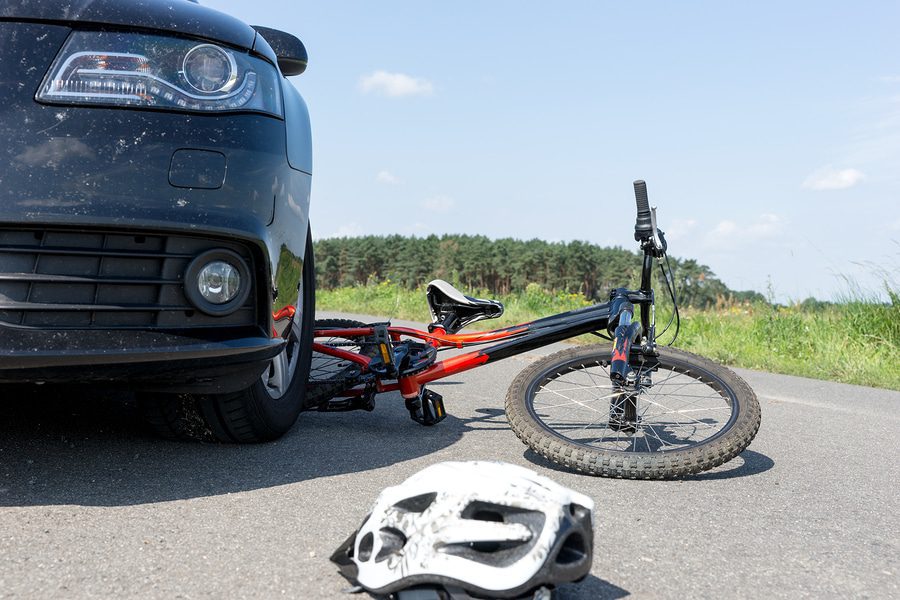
left=0, top=327, right=284, bottom=392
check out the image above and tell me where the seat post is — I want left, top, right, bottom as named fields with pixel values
left=429, top=312, right=460, bottom=334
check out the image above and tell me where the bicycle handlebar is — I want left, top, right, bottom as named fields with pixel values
left=633, top=180, right=653, bottom=241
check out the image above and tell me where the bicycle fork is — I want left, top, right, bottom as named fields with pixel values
left=608, top=292, right=644, bottom=432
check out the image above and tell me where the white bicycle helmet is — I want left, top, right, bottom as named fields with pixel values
left=331, top=461, right=594, bottom=599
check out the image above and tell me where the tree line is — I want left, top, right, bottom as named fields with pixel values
left=314, top=234, right=764, bottom=309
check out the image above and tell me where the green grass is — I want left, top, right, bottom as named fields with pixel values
left=316, top=280, right=900, bottom=390
left=674, top=303, right=899, bottom=390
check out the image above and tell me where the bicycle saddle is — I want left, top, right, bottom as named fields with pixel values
left=426, top=279, right=504, bottom=333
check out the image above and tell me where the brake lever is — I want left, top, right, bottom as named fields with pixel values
left=650, top=206, right=663, bottom=252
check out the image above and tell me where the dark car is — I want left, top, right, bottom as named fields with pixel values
left=0, top=0, right=316, bottom=442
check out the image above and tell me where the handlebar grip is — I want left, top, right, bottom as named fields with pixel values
left=633, top=180, right=653, bottom=240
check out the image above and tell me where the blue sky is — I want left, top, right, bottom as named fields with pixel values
left=206, top=0, right=899, bottom=302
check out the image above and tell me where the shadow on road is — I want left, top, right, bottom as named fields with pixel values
left=682, top=449, right=775, bottom=480
left=0, top=385, right=472, bottom=507
left=523, top=448, right=774, bottom=480
left=0, top=379, right=772, bottom=510
left=560, top=574, right=630, bottom=599
left=460, top=407, right=511, bottom=431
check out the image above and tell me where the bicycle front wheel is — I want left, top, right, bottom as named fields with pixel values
left=505, top=345, right=761, bottom=479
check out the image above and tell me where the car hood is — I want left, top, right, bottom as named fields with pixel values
left=0, top=0, right=257, bottom=50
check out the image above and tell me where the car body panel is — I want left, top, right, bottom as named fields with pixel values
left=282, top=82, right=313, bottom=174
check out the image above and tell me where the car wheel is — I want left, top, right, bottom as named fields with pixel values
left=140, top=224, right=316, bottom=443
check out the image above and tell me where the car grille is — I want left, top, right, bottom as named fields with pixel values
left=0, top=228, right=257, bottom=330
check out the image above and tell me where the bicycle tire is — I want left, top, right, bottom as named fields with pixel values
left=505, top=344, right=761, bottom=479
left=305, top=318, right=373, bottom=408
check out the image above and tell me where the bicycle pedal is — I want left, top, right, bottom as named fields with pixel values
left=405, top=389, right=446, bottom=426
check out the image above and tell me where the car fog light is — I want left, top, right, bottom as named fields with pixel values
left=184, top=249, right=252, bottom=316
left=197, top=261, right=241, bottom=304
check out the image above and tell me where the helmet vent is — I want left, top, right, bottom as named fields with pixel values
left=393, top=492, right=437, bottom=513
left=469, top=539, right=521, bottom=554
left=471, top=509, right=504, bottom=523
left=556, top=532, right=587, bottom=565
left=375, top=527, right=407, bottom=562
left=441, top=501, right=546, bottom=562
left=461, top=500, right=519, bottom=522
left=357, top=532, right=374, bottom=561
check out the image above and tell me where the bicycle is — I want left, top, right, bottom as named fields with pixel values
left=305, top=181, right=761, bottom=479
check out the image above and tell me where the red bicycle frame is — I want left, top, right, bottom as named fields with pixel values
left=312, top=286, right=654, bottom=402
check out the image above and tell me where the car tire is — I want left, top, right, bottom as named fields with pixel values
left=140, top=224, right=316, bottom=443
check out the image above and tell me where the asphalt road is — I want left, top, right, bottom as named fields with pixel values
left=1, top=312, right=898, bottom=599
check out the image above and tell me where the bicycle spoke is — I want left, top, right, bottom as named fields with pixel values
left=582, top=361, right=608, bottom=391
left=640, top=405, right=724, bottom=434
left=641, top=422, right=677, bottom=449
left=648, top=406, right=732, bottom=415
left=534, top=384, right=614, bottom=395
left=536, top=386, right=607, bottom=415
left=535, top=390, right=622, bottom=410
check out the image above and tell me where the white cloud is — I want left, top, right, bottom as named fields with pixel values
left=878, top=75, right=900, bottom=84
left=802, top=167, right=866, bottom=191
left=711, top=220, right=737, bottom=236
left=422, top=195, right=455, bottom=213
left=375, top=170, right=401, bottom=185
left=705, top=214, right=786, bottom=249
left=747, top=213, right=784, bottom=238
left=664, top=218, right=698, bottom=241
left=359, top=70, right=434, bottom=97
left=325, top=223, right=364, bottom=238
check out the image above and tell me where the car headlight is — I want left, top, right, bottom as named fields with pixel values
left=36, top=31, right=282, bottom=117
